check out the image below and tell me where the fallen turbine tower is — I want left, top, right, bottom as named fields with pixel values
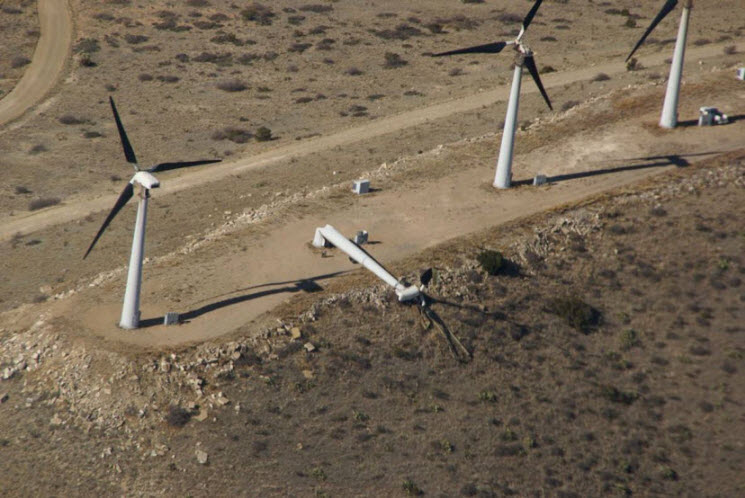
left=312, top=224, right=420, bottom=302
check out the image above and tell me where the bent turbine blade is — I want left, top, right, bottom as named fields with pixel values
left=109, top=96, right=138, bottom=165
left=523, top=55, right=553, bottom=110
left=626, top=0, right=679, bottom=62
left=432, top=41, right=509, bottom=57
left=149, top=159, right=221, bottom=173
left=83, top=182, right=134, bottom=259
left=522, top=0, right=545, bottom=33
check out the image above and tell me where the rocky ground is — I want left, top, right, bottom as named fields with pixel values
left=1, top=152, right=743, bottom=496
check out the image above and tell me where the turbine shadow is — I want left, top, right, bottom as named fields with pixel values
left=138, top=270, right=349, bottom=328
left=511, top=151, right=723, bottom=186
left=676, top=113, right=745, bottom=128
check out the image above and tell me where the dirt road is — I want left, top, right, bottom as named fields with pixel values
left=0, top=0, right=71, bottom=128
left=0, top=40, right=732, bottom=242
left=58, top=110, right=745, bottom=348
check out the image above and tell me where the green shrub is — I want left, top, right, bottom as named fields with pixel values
left=255, top=126, right=273, bottom=142
left=547, top=295, right=600, bottom=333
left=165, top=406, right=192, bottom=427
left=477, top=249, right=503, bottom=276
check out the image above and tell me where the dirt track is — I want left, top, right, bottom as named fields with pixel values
left=0, top=39, right=733, bottom=243
left=1, top=3, right=743, bottom=349
left=56, top=107, right=745, bottom=348
left=0, top=0, right=71, bottom=128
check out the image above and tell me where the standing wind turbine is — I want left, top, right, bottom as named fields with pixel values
left=84, top=97, right=221, bottom=329
left=626, top=0, right=692, bottom=129
left=433, top=0, right=552, bottom=189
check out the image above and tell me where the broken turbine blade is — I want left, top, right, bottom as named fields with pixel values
left=149, top=159, right=222, bottom=173
left=626, top=0, right=679, bottom=62
left=432, top=41, right=509, bottom=57
left=523, top=55, right=553, bottom=110
left=83, top=182, right=134, bottom=259
left=109, top=96, right=138, bottom=166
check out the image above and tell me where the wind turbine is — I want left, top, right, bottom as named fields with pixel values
left=433, top=0, right=553, bottom=189
left=626, top=0, right=693, bottom=129
left=83, top=97, right=221, bottom=329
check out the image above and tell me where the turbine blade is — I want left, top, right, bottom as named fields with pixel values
left=420, top=268, right=433, bottom=287
left=149, top=159, right=221, bottom=173
left=109, top=96, right=138, bottom=165
left=83, top=182, right=134, bottom=259
left=523, top=55, right=553, bottom=110
left=626, top=0, right=678, bottom=62
left=432, top=41, right=508, bottom=57
left=522, top=0, right=544, bottom=33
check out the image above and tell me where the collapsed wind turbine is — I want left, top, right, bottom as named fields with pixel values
left=433, top=0, right=552, bottom=189
left=312, top=225, right=471, bottom=361
left=626, top=0, right=693, bottom=129
left=84, top=97, right=221, bottom=329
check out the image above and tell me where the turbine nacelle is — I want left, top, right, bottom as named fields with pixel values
left=132, top=171, right=160, bottom=190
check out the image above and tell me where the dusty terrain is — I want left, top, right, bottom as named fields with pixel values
left=1, top=156, right=743, bottom=496
left=1, top=0, right=745, bottom=496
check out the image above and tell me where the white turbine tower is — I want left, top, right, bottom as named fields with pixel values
left=626, top=0, right=693, bottom=129
left=83, top=97, right=220, bottom=329
left=433, top=0, right=553, bottom=189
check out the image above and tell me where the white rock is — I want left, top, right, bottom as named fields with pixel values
left=303, top=342, right=317, bottom=353
left=196, top=449, right=208, bottom=465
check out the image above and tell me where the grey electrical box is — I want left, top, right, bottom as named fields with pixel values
left=354, top=230, right=368, bottom=245
left=737, top=68, right=745, bottom=80
left=164, top=312, right=180, bottom=326
left=533, top=175, right=548, bottom=186
left=353, top=179, right=370, bottom=194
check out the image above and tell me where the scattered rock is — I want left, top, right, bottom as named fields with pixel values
left=215, top=392, right=230, bottom=406
left=194, top=409, right=209, bottom=422
left=0, top=393, right=8, bottom=404
left=195, top=449, right=208, bottom=465
left=303, top=342, right=317, bottom=353
left=290, top=327, right=302, bottom=340
left=50, top=414, right=63, bottom=426
left=302, top=369, right=314, bottom=379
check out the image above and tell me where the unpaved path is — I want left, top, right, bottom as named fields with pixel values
left=56, top=110, right=745, bottom=348
left=0, top=0, right=72, bottom=127
left=0, top=41, right=732, bottom=242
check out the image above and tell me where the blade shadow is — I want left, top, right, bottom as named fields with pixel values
left=138, top=270, right=349, bottom=328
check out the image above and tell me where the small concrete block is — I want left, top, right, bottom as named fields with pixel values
left=354, top=230, right=368, bottom=245
left=533, top=175, right=548, bottom=186
left=353, top=179, right=370, bottom=194
left=164, top=312, right=180, bottom=326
